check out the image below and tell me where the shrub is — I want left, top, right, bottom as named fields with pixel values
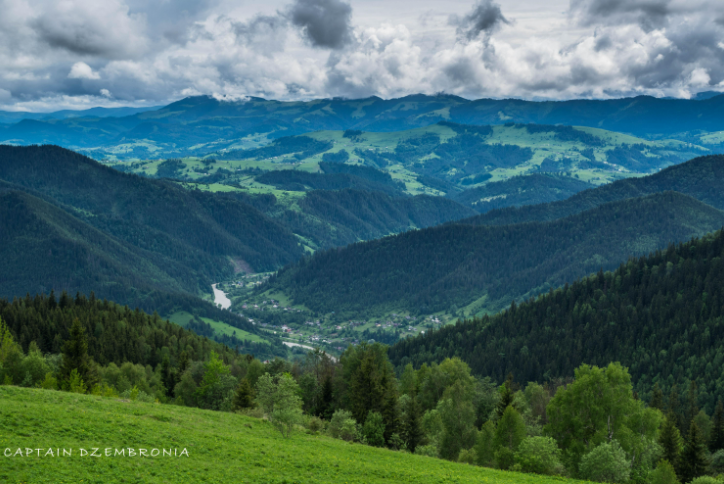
left=711, top=450, right=724, bottom=474
left=328, top=410, right=355, bottom=439
left=689, top=478, right=720, bottom=484
left=40, top=372, right=58, bottom=390
left=495, top=447, right=516, bottom=470
left=648, top=460, right=679, bottom=484
left=515, top=436, right=563, bottom=475
left=579, top=441, right=631, bottom=483
left=458, top=448, right=476, bottom=464
left=306, top=416, right=324, bottom=433
left=415, top=444, right=439, bottom=458
left=121, top=385, right=155, bottom=403
left=68, top=369, right=87, bottom=394
left=362, top=411, right=386, bottom=447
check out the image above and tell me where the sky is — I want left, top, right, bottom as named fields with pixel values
left=1, top=0, right=723, bottom=111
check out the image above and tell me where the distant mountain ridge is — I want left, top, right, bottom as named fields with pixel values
left=462, top=154, right=724, bottom=226
left=3, top=94, right=724, bottom=158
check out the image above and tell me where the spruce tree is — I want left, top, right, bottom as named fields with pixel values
left=650, top=382, right=664, bottom=410
left=495, top=374, right=515, bottom=420
left=233, top=378, right=255, bottom=410
left=710, top=399, right=724, bottom=453
left=317, top=375, right=334, bottom=420
left=679, top=420, right=709, bottom=482
left=60, top=319, right=92, bottom=388
left=401, top=395, right=424, bottom=453
left=659, top=413, right=683, bottom=470
left=684, top=381, right=699, bottom=437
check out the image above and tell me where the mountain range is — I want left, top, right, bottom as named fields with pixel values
left=263, top=155, right=724, bottom=318
left=3, top=94, right=724, bottom=160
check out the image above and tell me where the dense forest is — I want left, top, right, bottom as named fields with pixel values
left=390, top=229, right=724, bottom=413
left=254, top=170, right=405, bottom=197
left=2, top=296, right=723, bottom=482
left=452, top=174, right=593, bottom=212
left=266, top=191, right=724, bottom=316
left=463, top=154, right=724, bottom=227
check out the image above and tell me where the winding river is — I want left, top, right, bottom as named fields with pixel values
left=211, top=284, right=231, bottom=310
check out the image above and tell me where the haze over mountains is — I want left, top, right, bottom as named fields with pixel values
left=2, top=94, right=724, bottom=160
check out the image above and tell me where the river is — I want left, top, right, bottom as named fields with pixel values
left=211, top=284, right=231, bottom=310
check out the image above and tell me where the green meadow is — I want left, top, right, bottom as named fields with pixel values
left=167, top=311, right=269, bottom=345
left=0, top=386, right=589, bottom=484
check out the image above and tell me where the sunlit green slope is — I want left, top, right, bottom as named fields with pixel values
left=0, top=386, right=588, bottom=484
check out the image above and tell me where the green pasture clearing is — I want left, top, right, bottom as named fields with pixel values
left=167, top=310, right=268, bottom=344
left=0, top=386, right=590, bottom=484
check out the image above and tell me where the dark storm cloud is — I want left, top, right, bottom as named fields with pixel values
left=450, top=0, right=509, bottom=41
left=570, top=0, right=671, bottom=31
left=288, top=0, right=353, bottom=49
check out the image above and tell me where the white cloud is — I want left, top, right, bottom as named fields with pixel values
left=68, top=62, right=101, bottom=80
left=1, top=0, right=724, bottom=111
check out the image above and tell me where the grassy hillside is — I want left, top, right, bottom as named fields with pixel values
left=464, top=154, right=724, bottom=226
left=118, top=122, right=703, bottom=195
left=0, top=386, right=586, bottom=484
left=451, top=174, right=594, bottom=212
left=389, top=228, right=724, bottom=411
left=264, top=191, right=724, bottom=317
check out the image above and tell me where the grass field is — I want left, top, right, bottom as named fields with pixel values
left=167, top=311, right=269, bottom=345
left=0, top=386, right=589, bottom=484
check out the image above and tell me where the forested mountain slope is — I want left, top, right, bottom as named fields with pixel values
left=0, top=145, right=303, bottom=274
left=389, top=229, right=724, bottom=410
left=277, top=189, right=476, bottom=250
left=266, top=191, right=724, bottom=316
left=451, top=174, right=593, bottom=212
left=463, top=154, right=724, bottom=226
left=0, top=292, right=282, bottom=365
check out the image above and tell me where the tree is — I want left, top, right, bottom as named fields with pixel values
left=233, top=378, right=255, bottom=410
left=474, top=421, right=495, bottom=467
left=195, top=351, right=234, bottom=410
left=494, top=405, right=526, bottom=453
left=650, top=382, right=665, bottom=411
left=684, top=381, right=699, bottom=437
left=437, top=380, right=477, bottom=460
left=649, top=460, right=679, bottom=484
left=400, top=394, right=424, bottom=453
left=255, top=373, right=303, bottom=437
left=362, top=411, right=386, bottom=447
left=495, top=374, right=515, bottom=420
left=659, top=413, right=683, bottom=470
left=545, top=362, right=640, bottom=474
left=679, top=420, right=709, bottom=483
left=578, top=441, right=630, bottom=483
left=514, top=436, right=563, bottom=475
left=60, top=319, right=92, bottom=390
left=316, top=375, right=334, bottom=420
left=709, top=399, right=724, bottom=452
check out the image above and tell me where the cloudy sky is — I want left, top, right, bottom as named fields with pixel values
left=1, top=0, right=723, bottom=111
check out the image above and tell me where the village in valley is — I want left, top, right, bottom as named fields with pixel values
left=213, top=273, right=449, bottom=356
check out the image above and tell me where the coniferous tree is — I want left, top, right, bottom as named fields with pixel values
left=650, top=382, right=664, bottom=410
left=317, top=375, right=334, bottom=420
left=495, top=374, right=515, bottom=420
left=161, top=355, right=175, bottom=397
left=233, top=378, right=255, bottom=410
left=60, top=319, right=92, bottom=389
left=401, top=394, right=424, bottom=453
left=679, top=420, right=709, bottom=482
left=684, top=381, right=699, bottom=437
left=659, top=413, right=683, bottom=471
left=668, top=385, right=683, bottom=432
left=710, top=399, right=724, bottom=453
